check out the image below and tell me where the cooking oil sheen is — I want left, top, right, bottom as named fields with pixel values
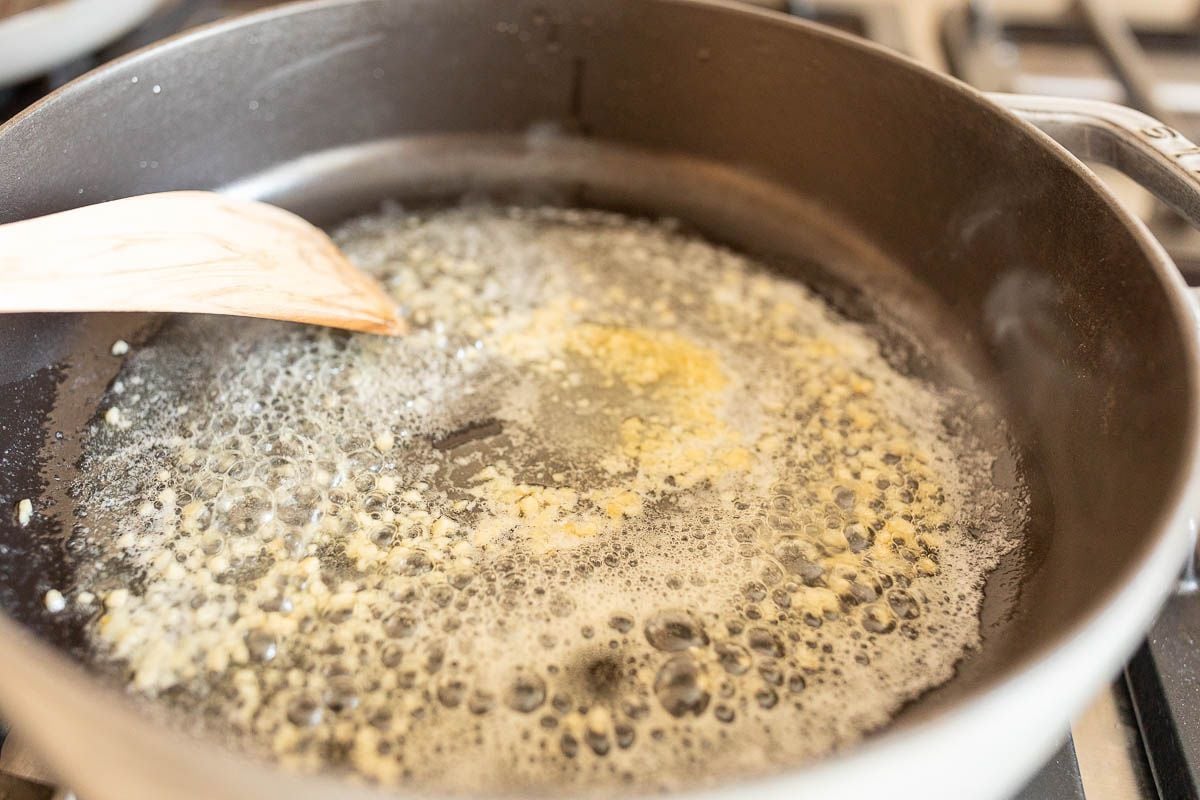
left=69, top=205, right=1025, bottom=793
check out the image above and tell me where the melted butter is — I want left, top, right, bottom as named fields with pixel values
left=67, top=206, right=1025, bottom=794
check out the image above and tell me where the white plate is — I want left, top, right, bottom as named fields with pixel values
left=0, top=0, right=162, bottom=88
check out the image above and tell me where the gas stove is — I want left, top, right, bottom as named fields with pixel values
left=1, top=1, right=1198, bottom=799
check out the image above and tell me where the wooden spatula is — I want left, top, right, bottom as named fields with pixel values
left=0, top=190, right=406, bottom=335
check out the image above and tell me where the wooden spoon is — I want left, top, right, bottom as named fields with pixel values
left=0, top=190, right=406, bottom=335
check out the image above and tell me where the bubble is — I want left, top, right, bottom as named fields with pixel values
left=368, top=707, right=394, bottom=729
left=383, top=612, right=417, bottom=638
left=259, top=594, right=292, bottom=614
left=399, top=550, right=433, bottom=577
left=245, top=629, right=277, bottom=662
left=758, top=662, right=783, bottom=686
left=754, top=686, right=779, bottom=710
left=621, top=699, right=650, bottom=720
left=214, top=485, right=274, bottom=534
left=282, top=533, right=306, bottom=559
left=747, top=627, right=786, bottom=658
left=468, top=689, right=496, bottom=715
left=844, top=523, right=872, bottom=553
left=653, top=655, right=710, bottom=717
left=210, top=452, right=241, bottom=475
left=323, top=605, right=354, bottom=624
left=833, top=487, right=856, bottom=510
left=742, top=581, right=766, bottom=602
left=324, top=676, right=360, bottom=713
left=585, top=729, right=610, bottom=756
left=549, top=592, right=575, bottom=617
left=887, top=589, right=921, bottom=620
left=644, top=609, right=708, bottom=652
left=285, top=696, right=322, bottom=727
left=424, top=643, right=445, bottom=674
left=506, top=674, right=547, bottom=713
left=430, top=585, right=454, bottom=608
left=773, top=539, right=824, bottom=585
left=369, top=524, right=397, bottom=548
left=862, top=605, right=897, bottom=634
left=256, top=457, right=298, bottom=489
left=437, top=679, right=467, bottom=708
left=714, top=641, right=751, bottom=675
left=759, top=562, right=784, bottom=586
left=608, top=613, right=634, bottom=633
left=765, top=505, right=796, bottom=529
left=186, top=503, right=215, bottom=531
left=200, top=531, right=224, bottom=556
left=381, top=643, right=404, bottom=668
left=768, top=494, right=794, bottom=515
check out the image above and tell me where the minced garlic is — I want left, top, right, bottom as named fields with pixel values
left=66, top=205, right=1023, bottom=795
left=16, top=498, right=32, bottom=527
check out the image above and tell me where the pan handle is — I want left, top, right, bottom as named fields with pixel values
left=990, top=93, right=1200, bottom=592
left=986, top=93, right=1200, bottom=231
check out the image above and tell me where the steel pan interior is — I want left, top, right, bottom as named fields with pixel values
left=0, top=0, right=1194, bottom=794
